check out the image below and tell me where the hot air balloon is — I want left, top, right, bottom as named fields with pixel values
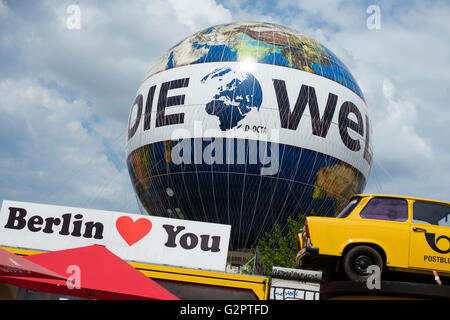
left=126, top=22, right=373, bottom=250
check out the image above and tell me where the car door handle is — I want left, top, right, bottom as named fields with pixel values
left=413, top=227, right=427, bottom=232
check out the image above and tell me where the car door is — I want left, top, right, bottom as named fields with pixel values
left=409, top=201, right=450, bottom=273
left=357, top=197, right=410, bottom=268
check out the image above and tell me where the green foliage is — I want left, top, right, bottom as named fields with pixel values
left=243, top=213, right=305, bottom=279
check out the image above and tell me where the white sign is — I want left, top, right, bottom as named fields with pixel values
left=270, top=267, right=321, bottom=300
left=0, top=200, right=231, bottom=271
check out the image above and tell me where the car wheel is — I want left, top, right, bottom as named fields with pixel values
left=343, top=245, right=383, bottom=282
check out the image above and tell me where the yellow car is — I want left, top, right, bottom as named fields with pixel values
left=296, top=194, right=450, bottom=282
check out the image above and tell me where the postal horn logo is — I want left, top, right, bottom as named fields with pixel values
left=425, top=232, right=450, bottom=254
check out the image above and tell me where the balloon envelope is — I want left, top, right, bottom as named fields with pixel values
left=126, top=22, right=372, bottom=249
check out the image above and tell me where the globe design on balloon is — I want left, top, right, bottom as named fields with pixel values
left=201, top=67, right=263, bottom=130
left=126, top=22, right=372, bottom=250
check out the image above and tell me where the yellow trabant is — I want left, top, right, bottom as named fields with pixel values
left=296, top=194, right=450, bottom=281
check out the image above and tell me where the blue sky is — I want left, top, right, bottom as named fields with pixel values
left=0, top=0, right=449, bottom=215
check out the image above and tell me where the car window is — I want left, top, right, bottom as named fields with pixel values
left=337, top=197, right=361, bottom=218
left=413, top=201, right=450, bottom=227
left=360, top=198, right=408, bottom=222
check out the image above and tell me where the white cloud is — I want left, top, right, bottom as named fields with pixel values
left=0, top=0, right=8, bottom=17
left=0, top=77, right=137, bottom=213
left=169, top=0, right=233, bottom=32
left=0, top=0, right=212, bottom=214
left=375, top=79, right=433, bottom=162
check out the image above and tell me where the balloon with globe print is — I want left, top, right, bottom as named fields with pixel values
left=126, top=22, right=373, bottom=250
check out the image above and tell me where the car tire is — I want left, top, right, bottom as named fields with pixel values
left=343, top=245, right=383, bottom=282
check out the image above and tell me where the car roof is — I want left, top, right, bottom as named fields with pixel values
left=355, top=194, right=449, bottom=206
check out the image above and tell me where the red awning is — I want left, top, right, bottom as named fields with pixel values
left=1, top=245, right=178, bottom=300
left=0, top=247, right=67, bottom=281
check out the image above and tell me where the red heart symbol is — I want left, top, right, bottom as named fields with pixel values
left=116, top=216, right=152, bottom=246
